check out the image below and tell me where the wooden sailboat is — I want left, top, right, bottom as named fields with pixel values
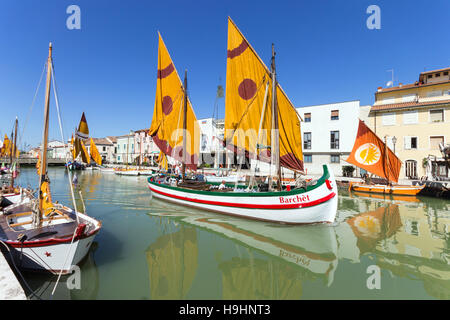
left=147, top=20, right=338, bottom=224
left=347, top=120, right=424, bottom=196
left=68, top=113, right=91, bottom=170
left=0, top=43, right=101, bottom=274
left=0, top=118, right=32, bottom=206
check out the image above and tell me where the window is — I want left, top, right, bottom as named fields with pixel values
left=427, top=90, right=442, bottom=97
left=331, top=110, right=339, bottom=120
left=430, top=109, right=444, bottom=122
left=304, top=154, right=312, bottom=163
left=403, top=110, right=418, bottom=124
left=444, top=71, right=449, bottom=76
left=404, top=137, right=418, bottom=150
left=435, top=73, right=441, bottom=77
left=430, top=136, right=444, bottom=150
left=405, top=160, right=418, bottom=179
left=427, top=74, right=432, bottom=79
left=330, top=155, right=340, bottom=163
left=103, top=146, right=106, bottom=152
left=118, top=156, right=121, bottom=161
left=304, top=113, right=311, bottom=122
left=330, top=131, right=339, bottom=149
left=444, top=90, right=450, bottom=96
left=402, top=94, right=416, bottom=103
left=303, top=132, right=312, bottom=149
left=382, top=112, right=396, bottom=126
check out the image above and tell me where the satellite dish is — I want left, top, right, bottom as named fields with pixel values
left=386, top=81, right=393, bottom=87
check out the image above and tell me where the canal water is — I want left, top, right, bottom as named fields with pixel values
left=13, top=167, right=450, bottom=300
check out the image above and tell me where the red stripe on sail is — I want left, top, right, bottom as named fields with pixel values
left=227, top=40, right=249, bottom=59
left=157, top=63, right=175, bottom=79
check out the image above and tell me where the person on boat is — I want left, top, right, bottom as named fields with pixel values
left=218, top=180, right=226, bottom=190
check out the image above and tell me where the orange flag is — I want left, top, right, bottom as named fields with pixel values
left=346, top=120, right=401, bottom=183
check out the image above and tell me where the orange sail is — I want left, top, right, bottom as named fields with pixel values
left=225, top=17, right=303, bottom=171
left=149, top=33, right=200, bottom=170
left=346, top=120, right=401, bottom=183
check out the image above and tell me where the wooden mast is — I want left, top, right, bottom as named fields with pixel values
left=271, top=44, right=282, bottom=191
left=181, top=69, right=188, bottom=181
left=10, top=117, right=18, bottom=188
left=38, top=42, right=53, bottom=214
left=384, top=136, right=390, bottom=184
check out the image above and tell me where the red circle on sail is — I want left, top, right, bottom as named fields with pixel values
left=162, top=96, right=173, bottom=115
left=238, top=79, right=257, bottom=100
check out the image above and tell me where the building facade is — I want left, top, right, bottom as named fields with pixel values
left=115, top=134, right=135, bottom=164
left=133, top=129, right=160, bottom=165
left=85, top=138, right=115, bottom=164
left=368, top=67, right=450, bottom=180
left=296, top=100, right=371, bottom=177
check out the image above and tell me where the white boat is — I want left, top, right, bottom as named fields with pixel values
left=115, top=169, right=140, bottom=176
left=0, top=43, right=101, bottom=274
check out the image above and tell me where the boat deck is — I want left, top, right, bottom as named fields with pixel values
left=0, top=202, right=88, bottom=244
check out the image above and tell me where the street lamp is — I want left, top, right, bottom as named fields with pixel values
left=392, top=136, right=397, bottom=154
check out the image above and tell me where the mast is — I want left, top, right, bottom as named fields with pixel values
left=38, top=42, right=53, bottom=214
left=271, top=44, right=282, bottom=191
left=10, top=117, right=18, bottom=188
left=181, top=69, right=188, bottom=181
left=384, top=136, right=390, bottom=184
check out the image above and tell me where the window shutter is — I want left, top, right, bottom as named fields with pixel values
left=403, top=110, right=418, bottom=124
left=430, top=110, right=444, bottom=122
left=404, top=136, right=411, bottom=150
left=382, top=113, right=396, bottom=126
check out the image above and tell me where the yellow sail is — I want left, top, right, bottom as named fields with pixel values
left=225, top=18, right=304, bottom=171
left=71, top=134, right=77, bottom=159
left=79, top=139, right=90, bottom=164
left=1, top=134, right=11, bottom=156
left=75, top=112, right=89, bottom=140
left=149, top=33, right=200, bottom=170
left=89, top=138, right=102, bottom=165
left=157, top=150, right=168, bottom=171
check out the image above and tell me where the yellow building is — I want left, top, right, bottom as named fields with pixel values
left=368, top=67, right=450, bottom=180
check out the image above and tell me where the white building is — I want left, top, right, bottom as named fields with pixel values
left=85, top=138, right=115, bottom=164
left=133, top=129, right=160, bottom=165
left=116, top=134, right=135, bottom=164
left=44, top=140, right=69, bottom=159
left=198, top=118, right=225, bottom=167
left=296, top=100, right=371, bottom=177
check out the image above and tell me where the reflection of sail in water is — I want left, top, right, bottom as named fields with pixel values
left=344, top=196, right=450, bottom=299
left=147, top=206, right=338, bottom=298
left=347, top=204, right=402, bottom=253
left=219, top=258, right=303, bottom=299
left=146, top=225, right=198, bottom=299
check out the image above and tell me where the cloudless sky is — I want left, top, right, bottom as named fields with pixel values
left=0, top=0, right=449, bottom=148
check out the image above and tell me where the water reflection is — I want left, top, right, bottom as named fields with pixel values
left=146, top=202, right=338, bottom=299
left=146, top=223, right=198, bottom=299
left=339, top=192, right=450, bottom=299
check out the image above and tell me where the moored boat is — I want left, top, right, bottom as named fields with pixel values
left=0, top=43, right=101, bottom=274
left=148, top=164, right=337, bottom=224
left=346, top=120, right=424, bottom=196
left=147, top=19, right=338, bottom=224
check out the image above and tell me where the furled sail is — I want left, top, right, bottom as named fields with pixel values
left=225, top=18, right=304, bottom=172
left=346, top=120, right=401, bottom=183
left=89, top=138, right=102, bottom=165
left=149, top=33, right=200, bottom=170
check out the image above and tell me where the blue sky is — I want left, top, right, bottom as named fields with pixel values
left=0, top=0, right=449, bottom=148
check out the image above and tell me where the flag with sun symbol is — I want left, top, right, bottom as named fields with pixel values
left=149, top=33, right=200, bottom=170
left=224, top=17, right=304, bottom=172
left=346, top=120, right=401, bottom=182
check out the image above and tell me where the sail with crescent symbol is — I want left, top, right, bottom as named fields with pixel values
left=346, top=120, right=401, bottom=183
